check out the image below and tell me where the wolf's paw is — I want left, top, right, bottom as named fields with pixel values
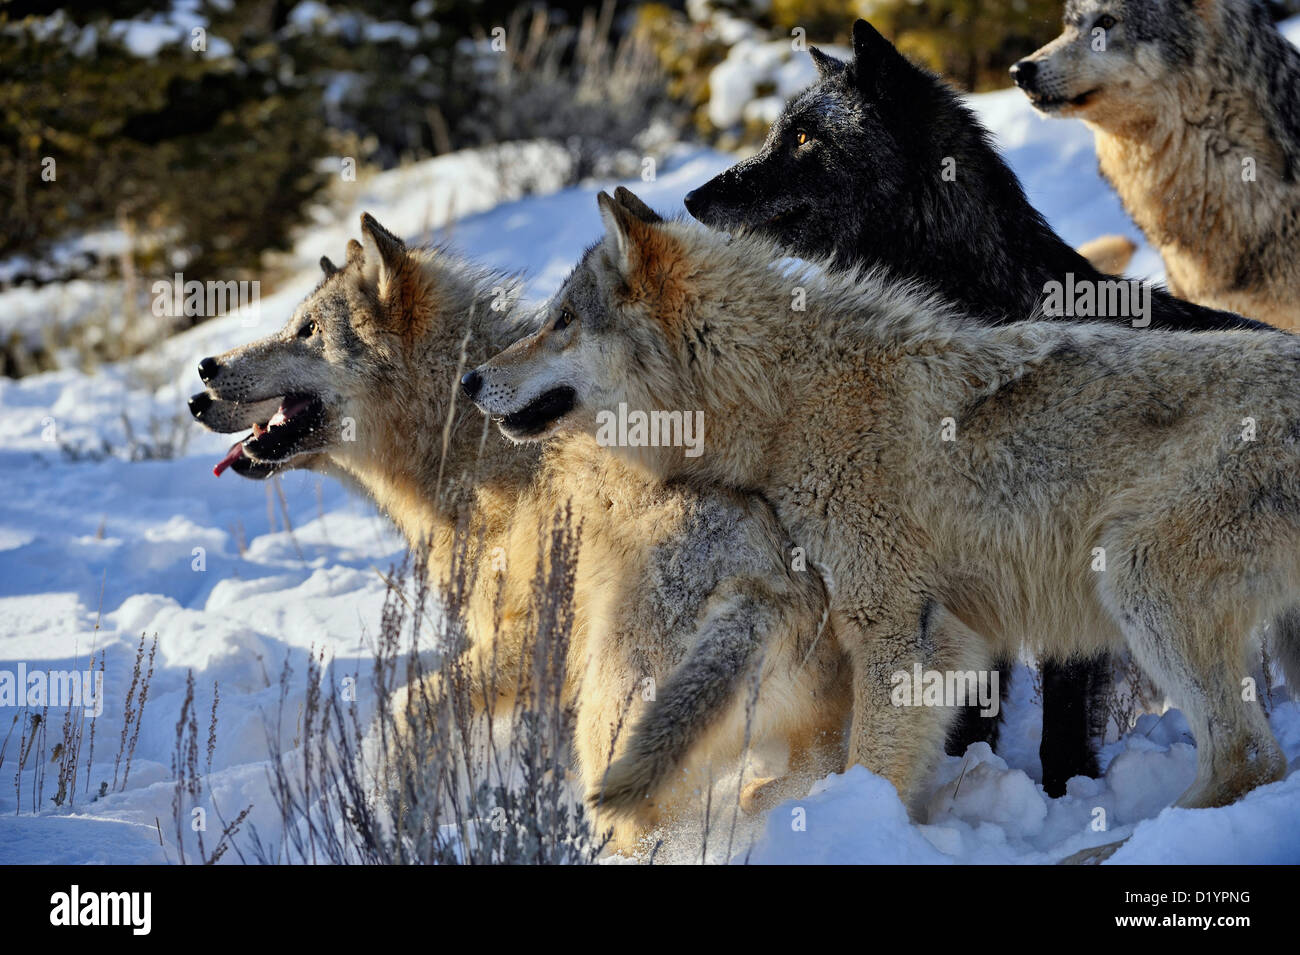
left=739, top=776, right=783, bottom=814
left=1059, top=839, right=1126, bottom=865
left=590, top=756, right=659, bottom=815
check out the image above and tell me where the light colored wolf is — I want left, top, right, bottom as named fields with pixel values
left=467, top=189, right=1300, bottom=825
left=1013, top=0, right=1300, bottom=329
left=1076, top=234, right=1136, bottom=276
left=187, top=211, right=849, bottom=852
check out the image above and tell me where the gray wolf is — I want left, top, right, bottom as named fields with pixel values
left=683, top=18, right=1281, bottom=798
left=467, top=190, right=1299, bottom=829
left=186, top=212, right=849, bottom=853
left=1014, top=0, right=1300, bottom=330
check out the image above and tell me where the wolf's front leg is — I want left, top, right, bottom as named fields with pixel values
left=841, top=600, right=965, bottom=807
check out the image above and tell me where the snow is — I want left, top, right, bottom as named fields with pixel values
left=105, top=0, right=230, bottom=60
left=707, top=40, right=852, bottom=130
left=748, top=768, right=954, bottom=865
left=287, top=1, right=333, bottom=28
left=3, top=25, right=1300, bottom=864
left=362, top=21, right=421, bottom=47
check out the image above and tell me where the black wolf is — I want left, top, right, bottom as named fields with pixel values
left=684, top=19, right=1276, bottom=796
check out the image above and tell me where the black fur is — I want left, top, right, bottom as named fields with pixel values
left=1039, top=659, right=1109, bottom=796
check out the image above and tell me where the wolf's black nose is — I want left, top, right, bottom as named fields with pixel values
left=461, top=370, right=483, bottom=400
left=198, top=357, right=219, bottom=382
left=188, top=392, right=212, bottom=419
left=683, top=188, right=702, bottom=219
left=1010, top=60, right=1037, bottom=89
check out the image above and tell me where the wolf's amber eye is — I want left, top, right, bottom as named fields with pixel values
left=554, top=308, right=575, bottom=331
left=298, top=320, right=318, bottom=338
left=1095, top=14, right=1116, bottom=30
left=795, top=129, right=810, bottom=147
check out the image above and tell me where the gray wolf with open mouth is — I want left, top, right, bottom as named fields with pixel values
left=189, top=210, right=849, bottom=854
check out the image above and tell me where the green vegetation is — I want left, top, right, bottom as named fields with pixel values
left=2, top=1, right=331, bottom=278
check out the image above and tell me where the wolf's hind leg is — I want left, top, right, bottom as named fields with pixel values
left=1039, top=655, right=1107, bottom=797
left=739, top=707, right=848, bottom=814
left=944, top=658, right=1008, bottom=757
left=1099, top=541, right=1286, bottom=809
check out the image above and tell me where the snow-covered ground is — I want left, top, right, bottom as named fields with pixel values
left=3, top=46, right=1299, bottom=864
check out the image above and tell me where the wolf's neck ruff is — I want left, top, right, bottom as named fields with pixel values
left=866, top=82, right=1099, bottom=326
left=595, top=225, right=984, bottom=489
left=332, top=255, right=540, bottom=555
left=865, top=55, right=1270, bottom=336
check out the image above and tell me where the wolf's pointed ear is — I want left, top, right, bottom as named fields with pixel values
left=809, top=46, right=845, bottom=81
left=613, top=186, right=663, bottom=224
left=360, top=213, right=405, bottom=271
left=598, top=190, right=641, bottom=278
left=596, top=190, right=683, bottom=299
left=320, top=256, right=339, bottom=278
left=345, top=239, right=364, bottom=267
left=852, top=19, right=892, bottom=67
left=359, top=212, right=411, bottom=301
left=850, top=19, right=909, bottom=97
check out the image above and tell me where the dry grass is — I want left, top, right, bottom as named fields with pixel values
left=59, top=409, right=194, bottom=463
left=169, top=671, right=252, bottom=865
left=2, top=644, right=109, bottom=813
left=1103, top=652, right=1162, bottom=740
left=469, top=1, right=680, bottom=185
left=113, top=633, right=157, bottom=793
left=247, top=507, right=607, bottom=864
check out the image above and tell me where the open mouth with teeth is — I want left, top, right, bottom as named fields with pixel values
left=497, top=386, right=576, bottom=439
left=191, top=392, right=326, bottom=478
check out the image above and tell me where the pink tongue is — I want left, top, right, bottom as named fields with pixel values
left=213, top=441, right=244, bottom=477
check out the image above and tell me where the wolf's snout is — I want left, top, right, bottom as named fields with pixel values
left=683, top=187, right=705, bottom=219
left=198, top=357, right=219, bottom=383
left=188, top=392, right=212, bottom=420
left=1010, top=59, right=1038, bottom=90
left=460, top=369, right=483, bottom=400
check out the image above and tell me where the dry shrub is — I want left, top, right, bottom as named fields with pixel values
left=249, top=507, right=606, bottom=865
left=467, top=1, right=682, bottom=184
